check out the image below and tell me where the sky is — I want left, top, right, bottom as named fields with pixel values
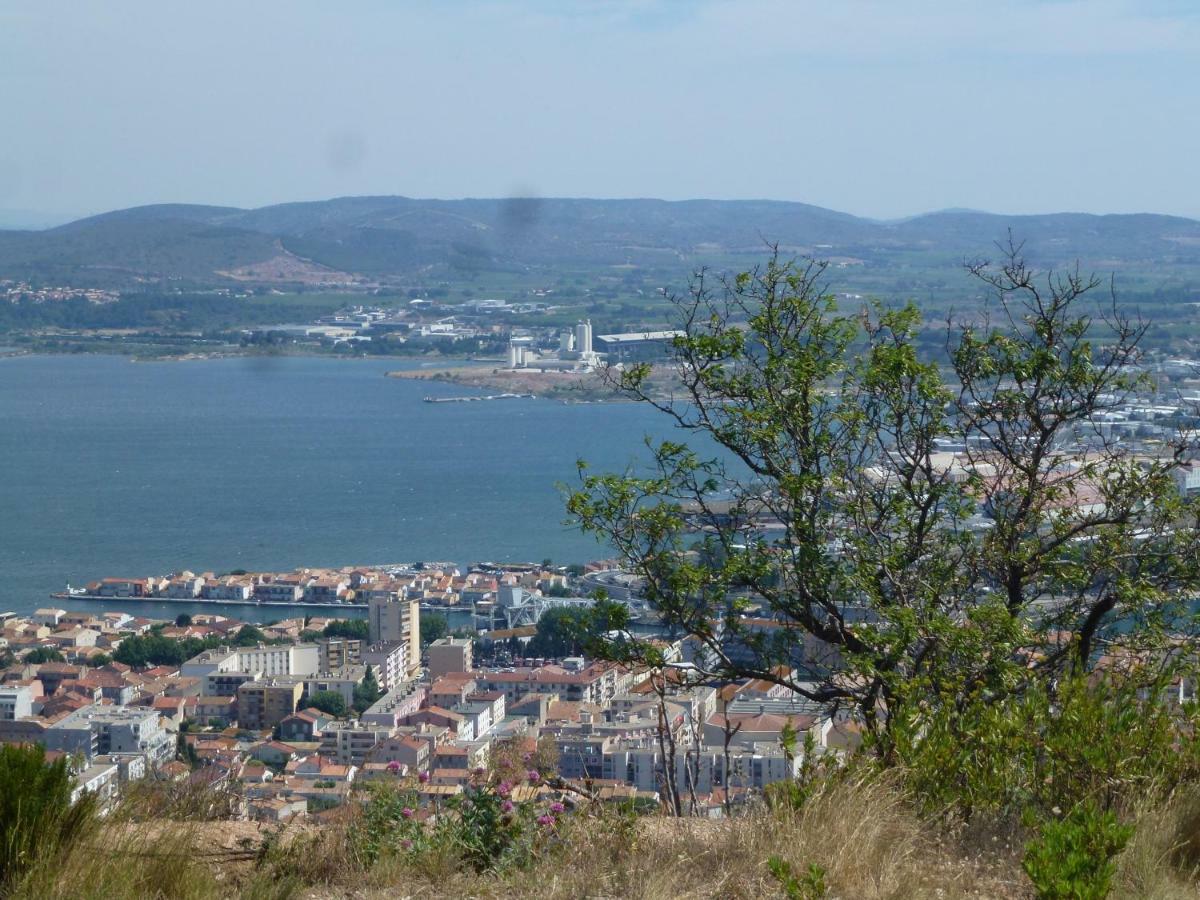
left=2, top=0, right=1199, bottom=224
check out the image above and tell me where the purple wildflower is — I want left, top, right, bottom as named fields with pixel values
left=527, top=769, right=540, bottom=785
left=536, top=814, right=556, bottom=827
left=500, top=799, right=514, bottom=813
left=418, top=770, right=430, bottom=783
left=550, top=801, right=565, bottom=814
left=401, top=807, right=414, bottom=819
left=497, top=781, right=512, bottom=797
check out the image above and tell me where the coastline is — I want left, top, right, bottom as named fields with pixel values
left=387, top=364, right=633, bottom=402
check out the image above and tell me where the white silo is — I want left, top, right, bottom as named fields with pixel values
left=575, top=319, right=593, bottom=355
left=559, top=330, right=575, bottom=352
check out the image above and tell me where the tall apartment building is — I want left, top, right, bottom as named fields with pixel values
left=428, top=637, right=473, bottom=679
left=367, top=591, right=420, bottom=676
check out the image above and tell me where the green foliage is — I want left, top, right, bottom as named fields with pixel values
left=350, top=777, right=558, bottom=875
left=0, top=744, right=96, bottom=889
left=351, top=784, right=426, bottom=865
left=443, top=780, right=557, bottom=873
left=768, top=857, right=828, bottom=899
left=113, top=623, right=283, bottom=667
left=307, top=690, right=348, bottom=718
left=322, top=619, right=369, bottom=641
left=891, top=675, right=1200, bottom=820
left=24, top=646, right=64, bottom=664
left=420, top=612, right=449, bottom=646
left=175, top=614, right=193, bottom=626
left=1023, top=803, right=1132, bottom=900
left=526, top=606, right=591, bottom=658
left=568, top=247, right=1200, bottom=753
left=353, top=666, right=382, bottom=714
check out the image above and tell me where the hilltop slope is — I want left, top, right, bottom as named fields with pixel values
left=3, top=196, right=1200, bottom=288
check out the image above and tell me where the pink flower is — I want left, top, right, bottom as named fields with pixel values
left=386, top=760, right=401, bottom=773
left=418, top=770, right=430, bottom=783
left=536, top=814, right=556, bottom=827
left=497, top=781, right=512, bottom=797
left=526, top=770, right=540, bottom=785
left=400, top=839, right=413, bottom=851
left=549, top=801, right=565, bottom=814
left=401, top=807, right=414, bottom=819
left=500, top=799, right=514, bottom=813
left=474, top=766, right=486, bottom=776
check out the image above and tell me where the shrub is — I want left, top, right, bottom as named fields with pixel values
left=0, top=744, right=95, bottom=888
left=350, top=784, right=425, bottom=866
left=768, top=857, right=828, bottom=899
left=890, top=674, right=1199, bottom=820
left=1023, top=803, right=1132, bottom=900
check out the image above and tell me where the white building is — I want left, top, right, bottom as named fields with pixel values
left=43, top=705, right=173, bottom=764
left=0, top=685, right=33, bottom=721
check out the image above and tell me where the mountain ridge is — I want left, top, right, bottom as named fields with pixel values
left=3, top=195, right=1200, bottom=288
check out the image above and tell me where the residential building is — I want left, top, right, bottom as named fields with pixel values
left=43, top=705, right=173, bottom=764
left=237, top=680, right=305, bottom=730
left=0, top=685, right=33, bottom=720
left=367, top=593, right=420, bottom=675
left=428, top=637, right=473, bottom=679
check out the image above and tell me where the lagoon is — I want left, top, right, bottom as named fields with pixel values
left=0, top=354, right=686, bottom=617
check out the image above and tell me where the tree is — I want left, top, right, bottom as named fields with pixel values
left=527, top=607, right=590, bottom=658
left=568, top=244, right=1200, bottom=753
left=420, top=612, right=449, bottom=646
left=323, top=619, right=369, bottom=641
left=175, top=614, right=193, bottom=627
left=24, top=647, right=64, bottom=664
left=307, top=690, right=348, bottom=718
left=353, top=665, right=383, bottom=714
left=233, top=625, right=267, bottom=646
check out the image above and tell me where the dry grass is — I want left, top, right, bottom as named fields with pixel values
left=24, top=773, right=1200, bottom=899
left=349, top=773, right=1026, bottom=900
left=1113, top=783, right=1200, bottom=899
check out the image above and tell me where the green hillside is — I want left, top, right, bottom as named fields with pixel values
left=4, top=196, right=1200, bottom=292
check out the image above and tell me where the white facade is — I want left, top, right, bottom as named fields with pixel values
left=0, top=685, right=33, bottom=721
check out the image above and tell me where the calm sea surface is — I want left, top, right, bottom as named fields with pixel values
left=0, top=354, right=692, bottom=618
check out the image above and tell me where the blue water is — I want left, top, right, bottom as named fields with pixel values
left=0, top=355, right=692, bottom=616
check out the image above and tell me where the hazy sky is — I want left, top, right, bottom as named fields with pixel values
left=3, top=0, right=1199, bottom=221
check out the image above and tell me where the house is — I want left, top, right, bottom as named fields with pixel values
left=367, top=735, right=429, bottom=772
left=248, top=797, right=307, bottom=823
left=279, top=708, right=331, bottom=743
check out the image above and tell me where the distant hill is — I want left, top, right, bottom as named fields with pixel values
left=3, top=196, right=1200, bottom=288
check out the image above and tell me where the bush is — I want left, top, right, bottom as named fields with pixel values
left=0, top=744, right=95, bottom=888
left=351, top=785, right=425, bottom=866
left=890, top=674, right=1198, bottom=820
left=1023, top=803, right=1132, bottom=900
